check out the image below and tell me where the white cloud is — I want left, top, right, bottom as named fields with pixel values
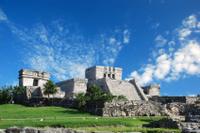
left=1, top=13, right=130, bottom=81
left=170, top=41, right=200, bottom=79
left=154, top=54, right=171, bottom=79
left=123, top=29, right=130, bottom=44
left=155, top=35, right=167, bottom=47
left=182, top=14, right=197, bottom=28
left=151, top=23, right=160, bottom=29
left=178, top=14, right=200, bottom=41
left=127, top=14, right=200, bottom=86
left=127, top=64, right=154, bottom=85
left=109, top=37, right=117, bottom=44
left=0, top=8, right=8, bottom=22
left=178, top=28, right=192, bottom=40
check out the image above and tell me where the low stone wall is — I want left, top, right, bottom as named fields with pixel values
left=150, top=96, right=199, bottom=104
left=186, top=96, right=199, bottom=104
left=86, top=100, right=166, bottom=117
left=0, top=127, right=141, bottom=133
left=180, top=122, right=200, bottom=132
left=149, top=96, right=186, bottom=104
left=23, top=98, right=76, bottom=107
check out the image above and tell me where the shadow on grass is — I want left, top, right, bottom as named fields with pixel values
left=143, top=118, right=179, bottom=129
left=59, top=109, right=92, bottom=116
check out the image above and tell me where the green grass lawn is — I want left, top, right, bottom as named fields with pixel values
left=0, top=104, right=180, bottom=132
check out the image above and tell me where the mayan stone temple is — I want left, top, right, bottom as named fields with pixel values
left=18, top=69, right=65, bottom=99
left=18, top=66, right=160, bottom=100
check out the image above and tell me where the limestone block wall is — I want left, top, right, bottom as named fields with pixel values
left=88, top=78, right=148, bottom=101
left=149, top=96, right=187, bottom=104
left=1, top=127, right=116, bottom=133
left=56, top=78, right=87, bottom=99
left=26, top=86, right=43, bottom=99
left=38, top=79, right=48, bottom=87
left=86, top=100, right=165, bottom=116
left=148, top=87, right=160, bottom=96
left=186, top=96, right=199, bottom=104
left=19, top=69, right=50, bottom=87
left=85, top=66, right=122, bottom=80
left=85, top=66, right=96, bottom=80
left=73, top=78, right=88, bottom=94
left=150, top=96, right=200, bottom=104
left=19, top=78, right=34, bottom=86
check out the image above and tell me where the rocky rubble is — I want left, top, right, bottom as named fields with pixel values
left=0, top=127, right=143, bottom=133
left=164, top=102, right=185, bottom=116
left=163, top=102, right=200, bottom=132
left=102, top=100, right=165, bottom=117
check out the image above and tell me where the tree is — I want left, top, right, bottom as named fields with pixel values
left=85, top=85, right=115, bottom=102
left=0, top=86, right=13, bottom=104
left=43, top=80, right=57, bottom=99
left=75, top=92, right=88, bottom=110
left=13, top=86, right=27, bottom=103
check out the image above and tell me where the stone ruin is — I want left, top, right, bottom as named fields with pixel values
left=17, top=66, right=200, bottom=132
left=56, top=78, right=88, bottom=99
left=19, top=66, right=160, bottom=101
left=19, top=69, right=65, bottom=99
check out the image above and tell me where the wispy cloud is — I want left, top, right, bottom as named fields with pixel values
left=0, top=8, right=130, bottom=81
left=127, top=14, right=200, bottom=85
left=155, top=35, right=167, bottom=47
left=0, top=8, right=7, bottom=22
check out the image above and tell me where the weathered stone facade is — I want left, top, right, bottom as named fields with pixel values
left=19, top=66, right=160, bottom=101
left=56, top=78, right=88, bottom=99
left=150, top=96, right=199, bottom=104
left=85, top=66, right=122, bottom=81
left=19, top=69, right=50, bottom=87
left=86, top=100, right=165, bottom=116
left=1, top=127, right=117, bottom=133
left=19, top=69, right=65, bottom=99
left=88, top=78, right=148, bottom=101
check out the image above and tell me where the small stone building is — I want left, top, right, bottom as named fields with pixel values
left=19, top=69, right=65, bottom=99
left=19, top=69, right=50, bottom=87
left=85, top=66, right=122, bottom=81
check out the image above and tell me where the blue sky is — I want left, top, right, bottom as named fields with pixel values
left=0, top=0, right=200, bottom=96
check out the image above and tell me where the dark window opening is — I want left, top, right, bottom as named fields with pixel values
left=33, top=79, right=38, bottom=86
left=104, top=74, right=106, bottom=78
left=108, top=74, right=111, bottom=78
left=112, top=74, right=115, bottom=79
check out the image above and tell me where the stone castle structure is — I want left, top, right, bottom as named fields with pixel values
left=19, top=66, right=160, bottom=100
left=19, top=69, right=65, bottom=99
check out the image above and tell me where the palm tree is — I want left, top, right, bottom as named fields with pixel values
left=75, top=92, right=88, bottom=110
left=43, top=80, right=57, bottom=99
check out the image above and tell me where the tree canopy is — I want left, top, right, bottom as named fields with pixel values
left=43, top=80, right=57, bottom=98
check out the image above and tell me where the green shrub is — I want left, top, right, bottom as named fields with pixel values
left=43, top=80, right=57, bottom=98
left=85, top=85, right=115, bottom=102
left=75, top=92, right=88, bottom=110
left=12, top=86, right=27, bottom=103
left=0, top=86, right=13, bottom=104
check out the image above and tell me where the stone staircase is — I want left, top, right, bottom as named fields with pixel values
left=104, top=79, right=148, bottom=101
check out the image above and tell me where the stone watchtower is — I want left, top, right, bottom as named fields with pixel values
left=19, top=69, right=50, bottom=87
left=85, top=66, right=122, bottom=81
left=19, top=69, right=50, bottom=99
left=19, top=69, right=65, bottom=99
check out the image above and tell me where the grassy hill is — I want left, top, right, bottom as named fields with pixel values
left=0, top=104, right=180, bottom=132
